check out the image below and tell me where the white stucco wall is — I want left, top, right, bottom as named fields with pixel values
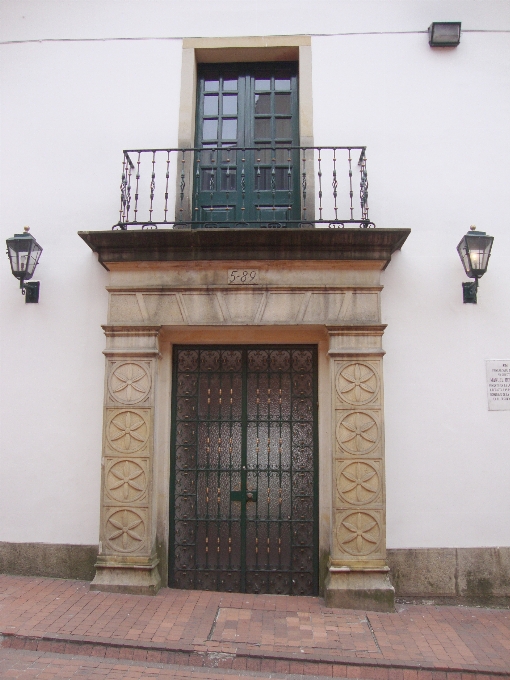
left=1, top=0, right=509, bottom=548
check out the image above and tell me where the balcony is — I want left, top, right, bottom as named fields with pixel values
left=114, top=146, right=374, bottom=230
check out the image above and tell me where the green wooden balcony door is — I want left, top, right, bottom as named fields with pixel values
left=194, top=62, right=300, bottom=227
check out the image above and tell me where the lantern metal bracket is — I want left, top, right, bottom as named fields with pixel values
left=462, top=278, right=478, bottom=304
left=20, top=279, right=40, bottom=303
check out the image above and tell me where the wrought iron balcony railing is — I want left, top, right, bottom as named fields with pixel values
left=115, top=146, right=374, bottom=230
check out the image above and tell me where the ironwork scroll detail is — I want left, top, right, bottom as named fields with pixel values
left=114, top=146, right=373, bottom=230
left=170, top=346, right=318, bottom=595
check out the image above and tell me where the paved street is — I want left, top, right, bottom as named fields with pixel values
left=0, top=575, right=509, bottom=679
left=0, top=648, right=345, bottom=679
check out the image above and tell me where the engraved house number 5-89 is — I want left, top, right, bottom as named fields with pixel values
left=228, top=269, right=259, bottom=284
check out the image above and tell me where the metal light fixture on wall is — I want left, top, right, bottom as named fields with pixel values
left=428, top=22, right=461, bottom=47
left=457, top=226, right=494, bottom=304
left=5, top=227, right=43, bottom=303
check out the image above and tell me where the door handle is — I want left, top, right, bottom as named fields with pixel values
left=230, top=490, right=258, bottom=502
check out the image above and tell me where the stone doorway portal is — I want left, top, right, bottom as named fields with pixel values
left=169, top=345, right=319, bottom=595
left=82, top=227, right=410, bottom=610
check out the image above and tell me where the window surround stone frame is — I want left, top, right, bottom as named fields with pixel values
left=175, top=35, right=314, bottom=222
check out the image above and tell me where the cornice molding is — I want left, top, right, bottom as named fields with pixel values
left=79, top=228, right=410, bottom=270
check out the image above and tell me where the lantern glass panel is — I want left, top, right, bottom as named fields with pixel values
left=6, top=234, right=42, bottom=281
left=457, top=237, right=471, bottom=276
left=465, top=234, right=493, bottom=275
left=456, top=231, right=493, bottom=279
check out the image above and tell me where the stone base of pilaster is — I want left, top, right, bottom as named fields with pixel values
left=91, top=556, right=161, bottom=595
left=324, top=568, right=395, bottom=612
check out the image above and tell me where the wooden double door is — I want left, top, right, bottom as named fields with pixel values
left=193, top=62, right=301, bottom=226
left=169, top=345, right=318, bottom=595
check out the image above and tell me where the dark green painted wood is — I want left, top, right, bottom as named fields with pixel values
left=169, top=345, right=318, bottom=595
left=194, top=63, right=300, bottom=226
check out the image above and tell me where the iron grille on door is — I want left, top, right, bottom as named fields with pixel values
left=170, top=346, right=318, bottom=595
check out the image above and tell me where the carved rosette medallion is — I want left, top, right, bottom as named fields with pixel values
left=336, top=362, right=379, bottom=406
left=106, top=409, right=149, bottom=453
left=105, top=508, right=146, bottom=553
left=336, top=411, right=379, bottom=455
left=106, top=459, right=147, bottom=503
left=336, top=511, right=381, bottom=556
left=108, top=361, right=151, bottom=405
left=336, top=460, right=380, bottom=506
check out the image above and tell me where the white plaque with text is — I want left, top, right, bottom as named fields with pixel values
left=486, top=360, right=510, bottom=410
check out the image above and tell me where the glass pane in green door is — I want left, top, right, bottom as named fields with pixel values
left=274, top=93, right=291, bottom=114
left=204, top=95, right=219, bottom=115
left=221, top=118, right=237, bottom=140
left=222, top=95, right=238, bottom=114
left=254, top=94, right=271, bottom=114
left=202, top=119, right=218, bottom=140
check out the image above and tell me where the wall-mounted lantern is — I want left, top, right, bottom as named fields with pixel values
left=428, top=22, right=461, bottom=47
left=5, top=227, right=43, bottom=303
left=457, top=226, right=494, bottom=304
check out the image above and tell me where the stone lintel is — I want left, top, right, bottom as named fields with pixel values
left=106, top=261, right=385, bottom=290
left=183, top=35, right=312, bottom=50
left=183, top=35, right=311, bottom=68
left=106, top=291, right=382, bottom=327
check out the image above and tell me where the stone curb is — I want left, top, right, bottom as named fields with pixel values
left=2, top=632, right=509, bottom=679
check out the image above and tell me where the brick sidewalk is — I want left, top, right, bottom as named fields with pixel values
left=0, top=575, right=509, bottom=679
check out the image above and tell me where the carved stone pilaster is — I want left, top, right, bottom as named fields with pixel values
left=91, top=326, right=162, bottom=595
left=324, top=326, right=394, bottom=611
